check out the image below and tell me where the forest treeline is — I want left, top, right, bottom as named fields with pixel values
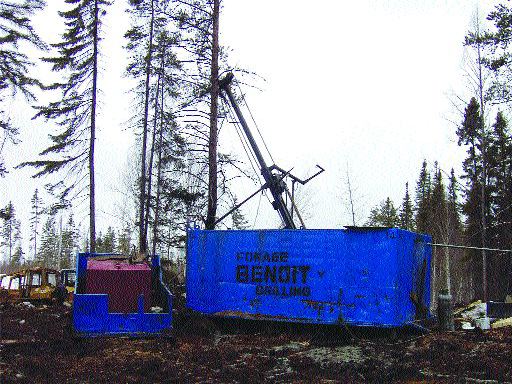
left=0, top=0, right=251, bottom=273
left=366, top=5, right=512, bottom=303
left=2, top=1, right=512, bottom=305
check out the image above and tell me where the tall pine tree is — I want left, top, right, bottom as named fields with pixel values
left=11, top=221, right=23, bottom=266
left=125, top=0, right=189, bottom=252
left=366, top=197, right=399, bottom=227
left=399, top=182, right=414, bottom=231
left=472, top=4, right=512, bottom=105
left=0, top=0, right=46, bottom=176
left=29, top=188, right=43, bottom=260
left=430, top=167, right=450, bottom=295
left=20, top=0, right=111, bottom=253
left=0, top=202, right=17, bottom=263
left=446, top=169, right=470, bottom=303
left=414, top=160, right=432, bottom=235
left=457, top=97, right=489, bottom=300
left=486, top=111, right=512, bottom=299
left=60, top=213, right=78, bottom=268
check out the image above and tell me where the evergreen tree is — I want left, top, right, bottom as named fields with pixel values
left=20, top=0, right=112, bottom=253
left=125, top=1, right=209, bottom=253
left=117, top=224, right=132, bottom=255
left=457, top=97, right=489, bottom=300
left=147, top=32, right=188, bottom=255
left=430, top=167, right=450, bottom=295
left=29, top=188, right=43, bottom=260
left=231, top=197, right=249, bottom=230
left=457, top=98, right=484, bottom=182
left=38, top=215, right=57, bottom=267
left=414, top=160, right=431, bottom=234
left=471, top=4, right=512, bottom=105
left=447, top=168, right=471, bottom=304
left=11, top=244, right=23, bottom=266
left=0, top=0, right=46, bottom=176
left=486, top=111, right=512, bottom=299
left=205, top=0, right=221, bottom=230
left=431, top=167, right=447, bottom=237
left=60, top=214, right=77, bottom=268
left=125, top=0, right=187, bottom=251
left=102, top=226, right=116, bottom=253
left=95, top=232, right=104, bottom=253
left=447, top=169, right=459, bottom=215
left=171, top=0, right=239, bottom=232
left=487, top=112, right=512, bottom=246
left=0, top=202, right=16, bottom=263
left=0, top=206, right=11, bottom=220
left=126, top=0, right=161, bottom=252
left=399, top=182, right=414, bottom=231
left=11, top=218, right=22, bottom=265
left=366, top=197, right=399, bottom=227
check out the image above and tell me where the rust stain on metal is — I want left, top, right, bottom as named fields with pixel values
left=213, top=310, right=309, bottom=322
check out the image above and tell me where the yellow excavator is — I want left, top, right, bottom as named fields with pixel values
left=24, top=268, right=60, bottom=302
left=60, top=268, right=76, bottom=302
left=0, top=268, right=61, bottom=304
left=0, top=272, right=25, bottom=302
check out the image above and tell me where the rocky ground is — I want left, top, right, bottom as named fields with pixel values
left=1, top=303, right=512, bottom=383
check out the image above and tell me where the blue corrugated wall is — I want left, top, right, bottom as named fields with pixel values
left=186, top=228, right=431, bottom=327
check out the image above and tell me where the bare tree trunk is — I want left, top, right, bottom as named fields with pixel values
left=89, top=0, right=99, bottom=253
left=205, top=0, right=220, bottom=230
left=345, top=165, right=356, bottom=226
left=138, top=0, right=155, bottom=252
left=144, top=74, right=162, bottom=247
left=8, top=223, right=12, bottom=264
left=33, top=195, right=38, bottom=259
left=444, top=245, right=451, bottom=295
left=152, top=68, right=165, bottom=255
left=476, top=25, right=488, bottom=302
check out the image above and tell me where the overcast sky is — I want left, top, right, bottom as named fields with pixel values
left=0, top=0, right=502, bottom=257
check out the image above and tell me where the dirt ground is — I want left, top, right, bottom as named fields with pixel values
left=1, top=303, right=512, bottom=383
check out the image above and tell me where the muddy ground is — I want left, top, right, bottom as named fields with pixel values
left=1, top=303, right=512, bottom=383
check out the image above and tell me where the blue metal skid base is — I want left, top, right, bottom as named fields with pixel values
left=73, top=253, right=173, bottom=337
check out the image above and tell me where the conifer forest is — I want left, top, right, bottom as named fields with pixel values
left=2, top=2, right=512, bottom=382
left=2, top=0, right=512, bottom=307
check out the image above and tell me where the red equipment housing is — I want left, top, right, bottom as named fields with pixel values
left=85, top=259, right=152, bottom=313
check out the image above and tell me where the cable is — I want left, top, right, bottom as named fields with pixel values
left=429, top=242, right=512, bottom=253
left=220, top=85, right=282, bottom=226
left=235, top=79, right=276, bottom=165
left=223, top=98, right=274, bottom=209
left=225, top=101, right=261, bottom=183
left=252, top=191, right=262, bottom=229
left=423, top=160, right=512, bottom=246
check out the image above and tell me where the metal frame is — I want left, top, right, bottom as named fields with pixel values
left=218, top=73, right=324, bottom=229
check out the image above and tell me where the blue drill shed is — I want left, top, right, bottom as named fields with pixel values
left=186, top=227, right=431, bottom=327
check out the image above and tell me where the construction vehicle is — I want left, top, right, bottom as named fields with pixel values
left=60, top=268, right=76, bottom=302
left=0, top=272, right=24, bottom=303
left=0, top=268, right=61, bottom=304
left=23, top=267, right=60, bottom=302
left=73, top=253, right=172, bottom=337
